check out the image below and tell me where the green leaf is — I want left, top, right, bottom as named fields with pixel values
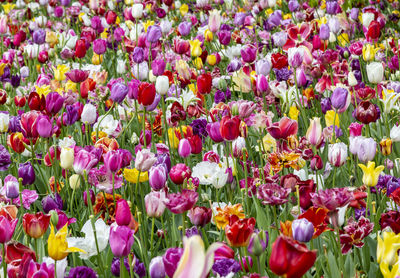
left=327, top=251, right=341, bottom=278
left=252, top=195, right=268, bottom=229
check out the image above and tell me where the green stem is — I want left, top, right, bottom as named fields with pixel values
left=3, top=244, right=6, bottom=278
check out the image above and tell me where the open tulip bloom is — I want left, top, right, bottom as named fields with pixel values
left=1, top=0, right=400, bottom=277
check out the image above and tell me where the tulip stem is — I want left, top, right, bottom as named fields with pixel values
left=2, top=243, right=6, bottom=278
left=143, top=107, right=147, bottom=148
left=112, top=173, right=116, bottom=209
left=150, top=217, right=155, bottom=255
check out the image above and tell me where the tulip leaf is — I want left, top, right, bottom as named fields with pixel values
left=344, top=253, right=355, bottom=278
left=251, top=195, right=268, bottom=229
left=327, top=251, right=341, bottom=278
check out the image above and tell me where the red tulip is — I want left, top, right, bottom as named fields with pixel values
left=8, top=133, right=25, bottom=153
left=22, top=212, right=51, bottom=239
left=28, top=91, right=45, bottom=111
left=105, top=10, right=117, bottom=25
left=267, top=117, right=298, bottom=140
left=219, top=115, right=241, bottom=141
left=138, top=82, right=156, bottom=106
left=75, top=39, right=87, bottom=59
left=5, top=241, right=36, bottom=264
left=80, top=78, right=96, bottom=99
left=269, top=236, right=317, bottom=278
left=367, top=20, right=380, bottom=41
left=225, top=215, right=255, bottom=247
left=14, top=95, right=26, bottom=107
left=188, top=135, right=202, bottom=154
left=271, top=53, right=288, bottom=69
left=197, top=73, right=212, bottom=94
left=115, top=199, right=131, bottom=226
left=20, top=111, right=40, bottom=140
left=0, top=89, right=6, bottom=105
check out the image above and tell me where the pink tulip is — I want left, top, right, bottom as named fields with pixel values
left=0, top=215, right=18, bottom=243
left=109, top=224, right=134, bottom=257
left=306, top=118, right=322, bottom=146
left=267, top=117, right=298, bottom=140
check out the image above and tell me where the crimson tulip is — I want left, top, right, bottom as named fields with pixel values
left=14, top=95, right=26, bottom=107
left=225, top=215, right=255, bottom=247
left=75, top=39, right=87, bottom=59
left=197, top=73, right=212, bottom=94
left=269, top=236, right=317, bottom=278
left=354, top=101, right=380, bottom=124
left=267, top=117, right=298, bottom=140
left=22, top=212, right=51, bottom=239
left=367, top=20, right=380, bottom=41
left=271, top=53, right=288, bottom=69
left=5, top=241, right=36, bottom=264
left=219, top=115, right=241, bottom=141
left=20, top=111, right=40, bottom=140
left=138, top=82, right=156, bottom=106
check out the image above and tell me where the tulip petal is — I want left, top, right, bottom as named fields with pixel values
left=173, top=235, right=206, bottom=278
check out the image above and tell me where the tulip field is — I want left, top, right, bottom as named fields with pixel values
left=1, top=0, right=400, bottom=277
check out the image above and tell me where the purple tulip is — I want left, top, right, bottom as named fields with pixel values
left=162, top=248, right=184, bottom=277
left=326, top=0, right=339, bottom=14
left=247, top=230, right=268, bottom=256
left=67, top=266, right=97, bottom=278
left=33, top=29, right=46, bottom=44
left=241, top=46, right=257, bottom=63
left=146, top=93, right=161, bottom=112
left=54, top=6, right=64, bottom=18
left=91, top=16, right=104, bottom=33
left=93, top=39, right=107, bottom=55
left=292, top=218, right=314, bottom=242
left=4, top=175, right=19, bottom=199
left=104, top=150, right=123, bottom=173
left=255, top=59, right=271, bottom=76
left=331, top=87, right=349, bottom=112
left=109, top=224, right=134, bottom=257
left=149, top=256, right=166, bottom=278
left=272, top=31, right=287, bottom=47
left=73, top=149, right=99, bottom=175
left=0, top=144, right=11, bottom=171
left=296, top=68, right=307, bottom=87
left=46, top=92, right=64, bottom=115
left=319, top=24, right=330, bottom=40
left=18, top=162, right=36, bottom=186
left=226, top=59, right=241, bottom=72
left=206, top=122, right=224, bottom=143
left=110, top=82, right=129, bottom=104
left=42, top=193, right=63, bottom=213
left=234, top=12, right=246, bottom=26
left=132, top=47, right=145, bottom=63
left=146, top=25, right=162, bottom=43
left=288, top=0, right=300, bottom=12
left=217, top=30, right=231, bottom=45
left=152, top=59, right=166, bottom=76
left=36, top=115, right=53, bottom=138
left=128, top=79, right=140, bottom=99
left=350, top=8, right=359, bottom=21
left=178, top=22, right=191, bottom=36
left=0, top=215, right=18, bottom=243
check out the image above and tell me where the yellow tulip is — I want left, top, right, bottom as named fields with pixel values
left=168, top=126, right=188, bottom=149
left=380, top=260, right=400, bottom=278
left=48, top=224, right=84, bottom=261
left=179, top=4, right=189, bottom=16
left=206, top=55, right=217, bottom=66
left=358, top=161, right=384, bottom=187
left=378, top=231, right=400, bottom=268
left=380, top=138, right=393, bottom=156
left=46, top=31, right=58, bottom=47
left=204, top=29, right=213, bottom=42
left=262, top=133, right=276, bottom=153
left=175, top=60, right=191, bottom=80
left=288, top=106, right=299, bottom=121
left=189, top=39, right=202, bottom=57
left=53, top=64, right=70, bottom=81
left=193, top=57, right=203, bottom=70
left=124, top=168, right=149, bottom=183
left=143, top=20, right=154, bottom=32
left=325, top=110, right=340, bottom=128
left=362, top=44, right=375, bottom=62
left=92, top=54, right=103, bottom=65
left=0, top=63, right=6, bottom=76
left=2, top=3, right=15, bottom=14
left=35, top=85, right=51, bottom=97
left=65, top=80, right=77, bottom=92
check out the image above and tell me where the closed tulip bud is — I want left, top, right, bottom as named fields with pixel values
left=380, top=138, right=392, bottom=156
left=60, top=147, right=74, bottom=170
left=208, top=9, right=221, bottom=33
left=149, top=256, right=166, bottom=278
left=18, top=162, right=36, bottom=186
left=204, top=29, right=213, bottom=42
left=310, top=155, right=323, bottom=171
left=328, top=142, right=348, bottom=167
left=256, top=75, right=269, bottom=93
left=138, top=82, right=156, bottom=106
left=296, top=68, right=307, bottom=87
left=149, top=165, right=167, bottom=190
left=348, top=71, right=358, bottom=86
left=115, top=199, right=131, bottom=226
left=152, top=59, right=166, bottom=76
left=385, top=159, right=394, bottom=170
left=50, top=210, right=59, bottom=228
left=155, top=76, right=169, bottom=95
left=36, top=115, right=52, bottom=138
left=331, top=87, right=350, bottom=113
left=23, top=212, right=51, bottom=239
left=4, top=175, right=19, bottom=199
left=306, top=117, right=322, bottom=146
left=135, top=149, right=157, bottom=172
left=188, top=206, right=212, bottom=227
left=197, top=73, right=212, bottom=94
left=367, top=62, right=384, bottom=84
left=75, top=39, right=87, bottom=59
left=247, top=230, right=269, bottom=256
left=145, top=191, right=167, bottom=218
left=81, top=103, right=97, bottom=124
left=132, top=3, right=144, bottom=19
left=362, top=44, right=375, bottom=62
left=178, top=138, right=192, bottom=158
left=319, top=24, right=330, bottom=40
left=0, top=113, right=9, bottom=133
left=69, top=174, right=81, bottom=189
left=83, top=189, right=95, bottom=206
left=109, top=224, right=134, bottom=257
left=292, top=218, right=314, bottom=242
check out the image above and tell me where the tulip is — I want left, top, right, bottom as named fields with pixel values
left=163, top=248, right=184, bottom=277
left=356, top=137, right=377, bottom=163
left=9, top=133, right=25, bottom=154
left=197, top=73, right=212, bottom=94
left=145, top=191, right=167, bottom=218
left=247, top=230, right=268, bottom=256
left=354, top=101, right=380, bottom=124
left=165, top=189, right=198, bottom=214
left=93, top=39, right=107, bottom=55
left=4, top=175, right=19, bottom=199
left=65, top=69, right=89, bottom=83
left=292, top=218, right=314, bottom=242
left=69, top=174, right=81, bottom=190
left=156, top=76, right=169, bottom=95
left=380, top=138, right=393, bottom=156
left=241, top=46, right=257, bottom=64
left=173, top=235, right=223, bottom=278
left=45, top=92, right=64, bottom=115
left=18, top=162, right=36, bottom=186
left=218, top=30, right=231, bottom=45
left=147, top=25, right=162, bottom=43
left=103, top=150, right=122, bottom=173
left=225, top=215, right=256, bottom=247
left=60, top=147, right=74, bottom=170
left=220, top=115, right=241, bottom=141
left=131, top=3, right=143, bottom=18
left=362, top=44, right=375, bottom=62
left=169, top=164, right=192, bottom=185
left=73, top=149, right=98, bottom=175
left=269, top=236, right=317, bottom=278
left=36, top=115, right=52, bottom=138
left=138, top=82, right=156, bottom=106
left=305, top=117, right=322, bottom=146
left=367, top=62, right=384, bottom=84
left=328, top=142, right=348, bottom=167
left=109, top=224, right=134, bottom=257
left=359, top=161, right=384, bottom=187
left=391, top=125, right=400, bottom=142
left=331, top=87, right=350, bottom=113
left=42, top=194, right=63, bottom=213
left=22, top=212, right=51, bottom=239
left=0, top=215, right=17, bottom=243
left=0, top=113, right=8, bottom=133
left=178, top=139, right=192, bottom=158
left=377, top=231, right=400, bottom=267
left=75, top=39, right=87, bottom=59
left=152, top=59, right=166, bottom=76
left=206, top=122, right=224, bottom=143
left=0, top=144, right=11, bottom=171
left=188, top=206, right=212, bottom=227
left=135, top=149, right=157, bottom=172
left=178, top=21, right=192, bottom=36
left=150, top=256, right=166, bottom=278
left=256, top=75, right=269, bottom=93
left=267, top=117, right=298, bottom=140
left=21, top=111, right=40, bottom=140
left=189, top=39, right=202, bottom=57
left=288, top=47, right=304, bottom=68
left=48, top=224, right=83, bottom=261
left=81, top=103, right=97, bottom=124
left=208, top=9, right=221, bottom=33
left=115, top=199, right=132, bottom=226
left=319, top=24, right=330, bottom=40
left=367, top=20, right=381, bottom=41
left=310, top=155, right=323, bottom=171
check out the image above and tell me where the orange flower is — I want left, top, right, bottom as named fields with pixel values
left=91, top=131, right=108, bottom=143
left=49, top=176, right=63, bottom=193
left=153, top=110, right=163, bottom=136
left=94, top=136, right=119, bottom=154
left=280, top=220, right=293, bottom=237
left=214, top=203, right=245, bottom=230
left=299, top=207, right=331, bottom=238
left=268, top=151, right=302, bottom=173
